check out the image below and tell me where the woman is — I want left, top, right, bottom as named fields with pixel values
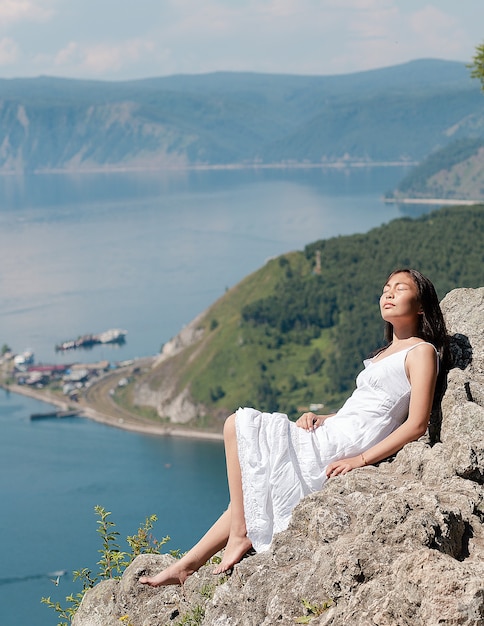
left=140, top=268, right=447, bottom=586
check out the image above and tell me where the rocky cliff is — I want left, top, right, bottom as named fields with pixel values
left=133, top=310, right=208, bottom=424
left=72, top=287, right=484, bottom=626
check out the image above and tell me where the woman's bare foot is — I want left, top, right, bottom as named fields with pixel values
left=139, top=561, right=194, bottom=587
left=213, top=535, right=253, bottom=575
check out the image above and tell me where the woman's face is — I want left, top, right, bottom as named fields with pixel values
left=380, top=272, right=422, bottom=324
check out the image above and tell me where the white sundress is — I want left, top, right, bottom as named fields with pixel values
left=235, top=342, right=438, bottom=552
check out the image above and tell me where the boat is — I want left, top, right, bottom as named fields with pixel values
left=13, top=350, right=35, bottom=368
left=55, top=329, right=127, bottom=351
left=55, top=334, right=97, bottom=351
left=97, top=329, right=127, bottom=344
left=30, top=409, right=79, bottom=420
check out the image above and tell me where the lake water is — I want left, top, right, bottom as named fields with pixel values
left=0, top=166, right=434, bottom=625
left=0, top=388, right=228, bottom=626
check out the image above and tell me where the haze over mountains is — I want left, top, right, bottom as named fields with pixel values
left=1, top=59, right=483, bottom=173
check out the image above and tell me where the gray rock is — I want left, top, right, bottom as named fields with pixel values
left=134, top=312, right=207, bottom=423
left=72, top=287, right=484, bottom=626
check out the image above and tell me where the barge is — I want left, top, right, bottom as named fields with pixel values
left=56, top=329, right=127, bottom=351
left=30, top=409, right=79, bottom=420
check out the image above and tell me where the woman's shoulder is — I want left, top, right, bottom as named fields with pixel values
left=405, top=341, right=439, bottom=375
left=406, top=340, right=438, bottom=356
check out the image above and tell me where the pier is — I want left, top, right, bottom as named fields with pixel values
left=30, top=409, right=79, bottom=420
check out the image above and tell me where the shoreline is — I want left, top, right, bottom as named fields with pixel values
left=1, top=382, right=224, bottom=442
left=383, top=197, right=483, bottom=205
left=0, top=160, right=418, bottom=177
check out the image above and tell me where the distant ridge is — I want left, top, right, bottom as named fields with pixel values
left=0, top=59, right=483, bottom=173
left=387, top=138, right=484, bottom=201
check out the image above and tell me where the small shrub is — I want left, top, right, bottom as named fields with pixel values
left=42, top=505, right=170, bottom=625
left=295, top=598, right=334, bottom=623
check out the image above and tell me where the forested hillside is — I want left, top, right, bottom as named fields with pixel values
left=388, top=138, right=484, bottom=200
left=1, top=59, right=483, bottom=172
left=135, top=205, right=484, bottom=427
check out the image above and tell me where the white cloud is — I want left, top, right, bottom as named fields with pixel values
left=323, top=0, right=393, bottom=8
left=312, top=1, right=473, bottom=74
left=409, top=6, right=466, bottom=56
left=261, top=0, right=303, bottom=18
left=0, top=0, right=53, bottom=25
left=54, top=41, right=78, bottom=66
left=327, top=4, right=402, bottom=71
left=165, top=0, right=237, bottom=36
left=335, top=3, right=471, bottom=71
left=0, top=36, right=18, bottom=64
left=410, top=5, right=457, bottom=35
left=0, top=0, right=481, bottom=79
left=54, top=39, right=156, bottom=75
left=155, top=0, right=418, bottom=76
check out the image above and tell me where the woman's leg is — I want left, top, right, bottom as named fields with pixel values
left=139, top=508, right=231, bottom=586
left=213, top=412, right=252, bottom=574
left=139, top=412, right=252, bottom=585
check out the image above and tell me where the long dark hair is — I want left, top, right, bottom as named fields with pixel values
left=383, top=268, right=449, bottom=365
left=383, top=268, right=450, bottom=443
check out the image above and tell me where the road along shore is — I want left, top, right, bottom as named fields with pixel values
left=1, top=380, right=223, bottom=442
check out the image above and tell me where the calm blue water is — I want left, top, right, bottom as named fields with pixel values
left=0, top=167, right=426, bottom=365
left=0, top=388, right=228, bottom=626
left=0, top=167, right=435, bottom=625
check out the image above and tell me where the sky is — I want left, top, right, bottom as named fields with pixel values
left=0, top=0, right=482, bottom=81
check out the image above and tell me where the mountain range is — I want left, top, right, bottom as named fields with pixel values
left=1, top=59, right=483, bottom=173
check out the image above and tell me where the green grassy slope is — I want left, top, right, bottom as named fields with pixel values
left=136, top=205, right=484, bottom=428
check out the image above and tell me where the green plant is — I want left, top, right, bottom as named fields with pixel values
left=42, top=505, right=170, bottom=625
left=126, top=513, right=170, bottom=558
left=199, top=582, right=216, bottom=600
left=209, top=554, right=222, bottom=565
left=294, top=598, right=334, bottom=623
left=96, top=504, right=127, bottom=578
left=39, top=598, right=74, bottom=626
left=176, top=604, right=205, bottom=625
left=41, top=568, right=97, bottom=626
left=469, top=41, right=484, bottom=92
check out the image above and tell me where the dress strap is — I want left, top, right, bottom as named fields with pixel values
left=406, top=342, right=439, bottom=372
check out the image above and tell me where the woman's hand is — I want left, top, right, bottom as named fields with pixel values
left=326, top=455, right=366, bottom=478
left=295, top=412, right=327, bottom=432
